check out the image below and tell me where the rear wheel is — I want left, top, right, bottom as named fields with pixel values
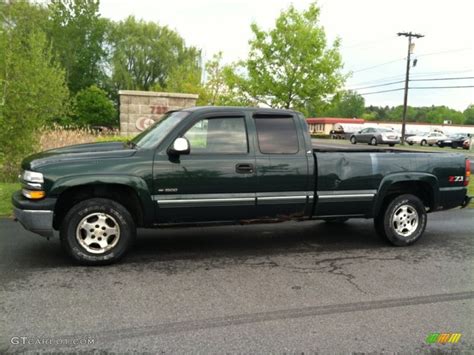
left=388, top=144, right=395, bottom=147
left=374, top=194, right=427, bottom=246
left=451, top=142, right=458, bottom=149
left=370, top=137, right=378, bottom=146
left=350, top=136, right=357, bottom=144
left=60, top=198, right=136, bottom=265
left=421, top=140, right=427, bottom=146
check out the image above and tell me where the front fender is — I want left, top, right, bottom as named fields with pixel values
left=49, top=174, right=154, bottom=224
left=373, top=172, right=439, bottom=216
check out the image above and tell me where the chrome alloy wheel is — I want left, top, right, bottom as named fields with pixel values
left=76, top=213, right=120, bottom=254
left=391, top=204, right=419, bottom=237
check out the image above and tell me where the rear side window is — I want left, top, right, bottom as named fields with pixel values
left=254, top=117, right=299, bottom=154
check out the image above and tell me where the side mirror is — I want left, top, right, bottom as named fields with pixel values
left=168, top=137, right=190, bottom=155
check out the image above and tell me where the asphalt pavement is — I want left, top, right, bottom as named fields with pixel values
left=1, top=209, right=473, bottom=353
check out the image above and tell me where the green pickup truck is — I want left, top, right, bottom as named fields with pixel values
left=12, top=107, right=472, bottom=265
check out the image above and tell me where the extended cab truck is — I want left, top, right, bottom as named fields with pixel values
left=12, top=107, right=472, bottom=265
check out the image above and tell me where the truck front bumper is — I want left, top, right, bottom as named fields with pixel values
left=13, top=208, right=54, bottom=238
left=11, top=191, right=56, bottom=238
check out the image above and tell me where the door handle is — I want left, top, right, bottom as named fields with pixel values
left=235, top=163, right=254, bottom=174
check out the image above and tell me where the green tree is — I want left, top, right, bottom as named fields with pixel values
left=229, top=2, right=344, bottom=113
left=0, top=3, right=68, bottom=180
left=47, top=0, right=107, bottom=94
left=74, top=85, right=117, bottom=127
left=197, top=52, right=253, bottom=106
left=108, top=16, right=201, bottom=92
left=425, top=106, right=464, bottom=124
left=463, top=104, right=474, bottom=125
left=323, top=90, right=365, bottom=117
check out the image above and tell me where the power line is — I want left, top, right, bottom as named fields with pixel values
left=416, top=48, right=473, bottom=58
left=410, top=76, right=474, bottom=82
left=359, top=88, right=405, bottom=95
left=348, top=76, right=474, bottom=91
left=348, top=49, right=472, bottom=76
left=346, top=69, right=474, bottom=87
left=349, top=58, right=404, bottom=74
left=410, top=85, right=474, bottom=89
left=348, top=80, right=405, bottom=91
left=359, top=85, right=474, bottom=96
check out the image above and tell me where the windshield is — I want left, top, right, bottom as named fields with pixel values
left=131, top=111, right=190, bottom=149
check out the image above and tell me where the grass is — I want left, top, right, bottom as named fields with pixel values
left=0, top=183, right=20, bottom=217
left=469, top=183, right=474, bottom=208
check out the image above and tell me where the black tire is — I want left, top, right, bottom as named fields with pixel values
left=350, top=136, right=357, bottom=144
left=421, top=140, right=427, bottom=146
left=370, top=137, right=378, bottom=146
left=408, top=142, right=413, bottom=146
left=60, top=198, right=136, bottom=265
left=451, top=143, right=458, bottom=149
left=323, top=217, right=349, bottom=224
left=388, top=144, right=395, bottom=147
left=374, top=194, right=427, bottom=246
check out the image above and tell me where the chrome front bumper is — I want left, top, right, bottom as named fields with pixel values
left=13, top=208, right=54, bottom=238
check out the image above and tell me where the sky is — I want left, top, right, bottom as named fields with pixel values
left=99, top=0, right=474, bottom=111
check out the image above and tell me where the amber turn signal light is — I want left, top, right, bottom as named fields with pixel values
left=22, top=189, right=46, bottom=200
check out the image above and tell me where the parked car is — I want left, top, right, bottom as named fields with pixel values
left=12, top=107, right=471, bottom=265
left=406, top=132, right=447, bottom=146
left=436, top=133, right=469, bottom=149
left=349, top=127, right=400, bottom=146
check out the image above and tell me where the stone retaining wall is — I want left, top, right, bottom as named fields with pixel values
left=118, top=90, right=198, bottom=135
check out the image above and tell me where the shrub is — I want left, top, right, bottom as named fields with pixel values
left=74, top=85, right=117, bottom=127
left=38, top=125, right=120, bottom=151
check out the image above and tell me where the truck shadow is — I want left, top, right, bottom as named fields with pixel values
left=126, top=220, right=389, bottom=264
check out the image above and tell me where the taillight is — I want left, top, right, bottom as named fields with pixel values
left=465, top=159, right=471, bottom=186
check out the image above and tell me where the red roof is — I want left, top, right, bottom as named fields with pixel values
left=306, top=117, right=365, bottom=124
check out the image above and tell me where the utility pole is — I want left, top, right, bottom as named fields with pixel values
left=397, top=31, right=424, bottom=144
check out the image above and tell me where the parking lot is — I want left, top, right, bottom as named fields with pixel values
left=1, top=208, right=473, bottom=353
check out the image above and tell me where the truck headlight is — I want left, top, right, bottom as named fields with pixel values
left=22, top=170, right=44, bottom=183
left=20, top=170, right=45, bottom=199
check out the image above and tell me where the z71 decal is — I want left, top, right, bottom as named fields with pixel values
left=448, top=176, right=464, bottom=183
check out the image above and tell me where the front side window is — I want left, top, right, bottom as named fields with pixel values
left=254, top=117, right=299, bottom=154
left=184, top=117, right=248, bottom=154
left=131, top=111, right=190, bottom=149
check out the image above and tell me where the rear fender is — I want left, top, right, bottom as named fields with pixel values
left=373, top=172, right=439, bottom=216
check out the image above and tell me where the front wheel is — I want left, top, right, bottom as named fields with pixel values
left=350, top=136, right=357, bottom=144
left=60, top=198, right=136, bottom=265
left=374, top=194, right=427, bottom=246
left=388, top=144, right=395, bottom=147
left=421, top=140, right=427, bottom=146
left=370, top=137, right=378, bottom=146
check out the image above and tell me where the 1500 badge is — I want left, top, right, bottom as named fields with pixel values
left=158, top=188, right=178, bottom=193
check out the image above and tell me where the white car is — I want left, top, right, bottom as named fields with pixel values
left=406, top=132, right=447, bottom=146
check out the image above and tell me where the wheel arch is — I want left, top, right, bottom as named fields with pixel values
left=50, top=175, right=154, bottom=230
left=373, top=173, right=439, bottom=217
